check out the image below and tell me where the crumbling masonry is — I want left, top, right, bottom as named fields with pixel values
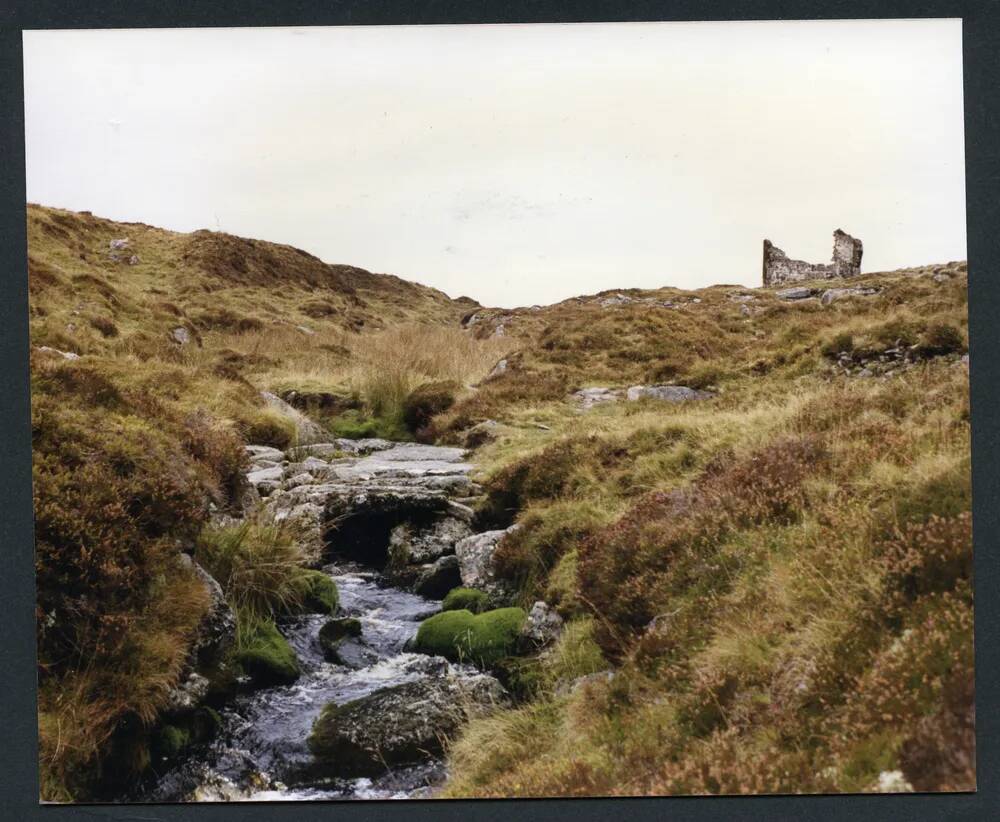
left=762, top=229, right=863, bottom=287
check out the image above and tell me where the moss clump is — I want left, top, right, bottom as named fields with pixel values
left=153, top=724, right=191, bottom=760
left=300, top=570, right=339, bottom=615
left=442, top=587, right=489, bottom=614
left=413, top=607, right=527, bottom=667
left=235, top=620, right=300, bottom=686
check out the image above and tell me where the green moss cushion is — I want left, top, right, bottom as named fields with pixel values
left=300, top=570, right=339, bottom=615
left=442, top=587, right=489, bottom=614
left=236, top=620, right=300, bottom=686
left=413, top=607, right=526, bottom=667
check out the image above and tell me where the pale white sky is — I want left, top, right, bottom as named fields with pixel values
left=23, top=20, right=966, bottom=308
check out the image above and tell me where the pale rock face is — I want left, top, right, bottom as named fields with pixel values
left=520, top=601, right=564, bottom=647
left=455, top=524, right=521, bottom=591
left=170, top=326, right=191, bottom=345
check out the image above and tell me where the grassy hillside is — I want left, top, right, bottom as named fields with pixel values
left=436, top=263, right=973, bottom=796
left=27, top=205, right=501, bottom=799
left=28, top=204, right=972, bottom=798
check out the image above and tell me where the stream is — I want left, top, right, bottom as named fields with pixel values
left=143, top=564, right=479, bottom=801
left=136, top=437, right=495, bottom=802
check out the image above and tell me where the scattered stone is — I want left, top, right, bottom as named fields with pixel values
left=127, top=254, right=140, bottom=266
left=296, top=325, right=316, bottom=335
left=776, top=287, right=817, bottom=301
left=740, top=304, right=752, bottom=317
left=109, top=238, right=130, bottom=250
left=874, top=770, right=914, bottom=793
left=35, top=346, right=80, bottom=360
left=519, top=601, right=563, bottom=648
left=626, top=384, right=714, bottom=402
left=170, top=326, right=191, bottom=345
left=572, top=387, right=622, bottom=409
left=820, top=286, right=880, bottom=305
left=485, top=358, right=508, bottom=380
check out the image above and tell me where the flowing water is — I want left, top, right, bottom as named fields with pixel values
left=142, top=564, right=472, bottom=802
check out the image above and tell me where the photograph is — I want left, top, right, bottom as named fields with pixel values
left=23, top=19, right=973, bottom=803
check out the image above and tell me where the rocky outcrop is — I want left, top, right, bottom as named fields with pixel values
left=308, top=674, right=506, bottom=776
left=454, top=525, right=520, bottom=594
left=763, top=229, right=863, bottom=287
left=244, top=440, right=477, bottom=569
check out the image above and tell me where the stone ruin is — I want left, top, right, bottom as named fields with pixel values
left=762, top=229, right=863, bottom=287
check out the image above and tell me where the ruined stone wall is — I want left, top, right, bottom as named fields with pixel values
left=762, top=229, right=863, bottom=287
left=832, top=229, right=863, bottom=278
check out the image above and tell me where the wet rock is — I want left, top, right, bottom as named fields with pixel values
left=388, top=516, right=472, bottom=566
left=164, top=672, right=210, bottom=714
left=625, top=384, right=714, bottom=403
left=413, top=555, right=462, bottom=599
left=308, top=674, right=506, bottom=776
left=179, top=555, right=236, bottom=670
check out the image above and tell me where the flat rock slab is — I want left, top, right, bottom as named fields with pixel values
left=626, top=385, right=715, bottom=402
left=777, top=287, right=818, bottom=301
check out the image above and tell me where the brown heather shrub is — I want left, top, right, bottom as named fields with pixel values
left=579, top=437, right=825, bottom=657
left=883, top=513, right=972, bottom=607
left=88, top=315, right=120, bottom=338
left=831, top=588, right=974, bottom=792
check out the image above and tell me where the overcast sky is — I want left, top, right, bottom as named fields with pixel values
left=23, top=20, right=965, bottom=308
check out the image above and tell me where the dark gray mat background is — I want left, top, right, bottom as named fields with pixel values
left=0, top=2, right=996, bottom=820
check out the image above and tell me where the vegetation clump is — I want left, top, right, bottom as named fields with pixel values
left=234, top=620, right=300, bottom=686
left=442, top=587, right=490, bottom=614
left=413, top=608, right=527, bottom=667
